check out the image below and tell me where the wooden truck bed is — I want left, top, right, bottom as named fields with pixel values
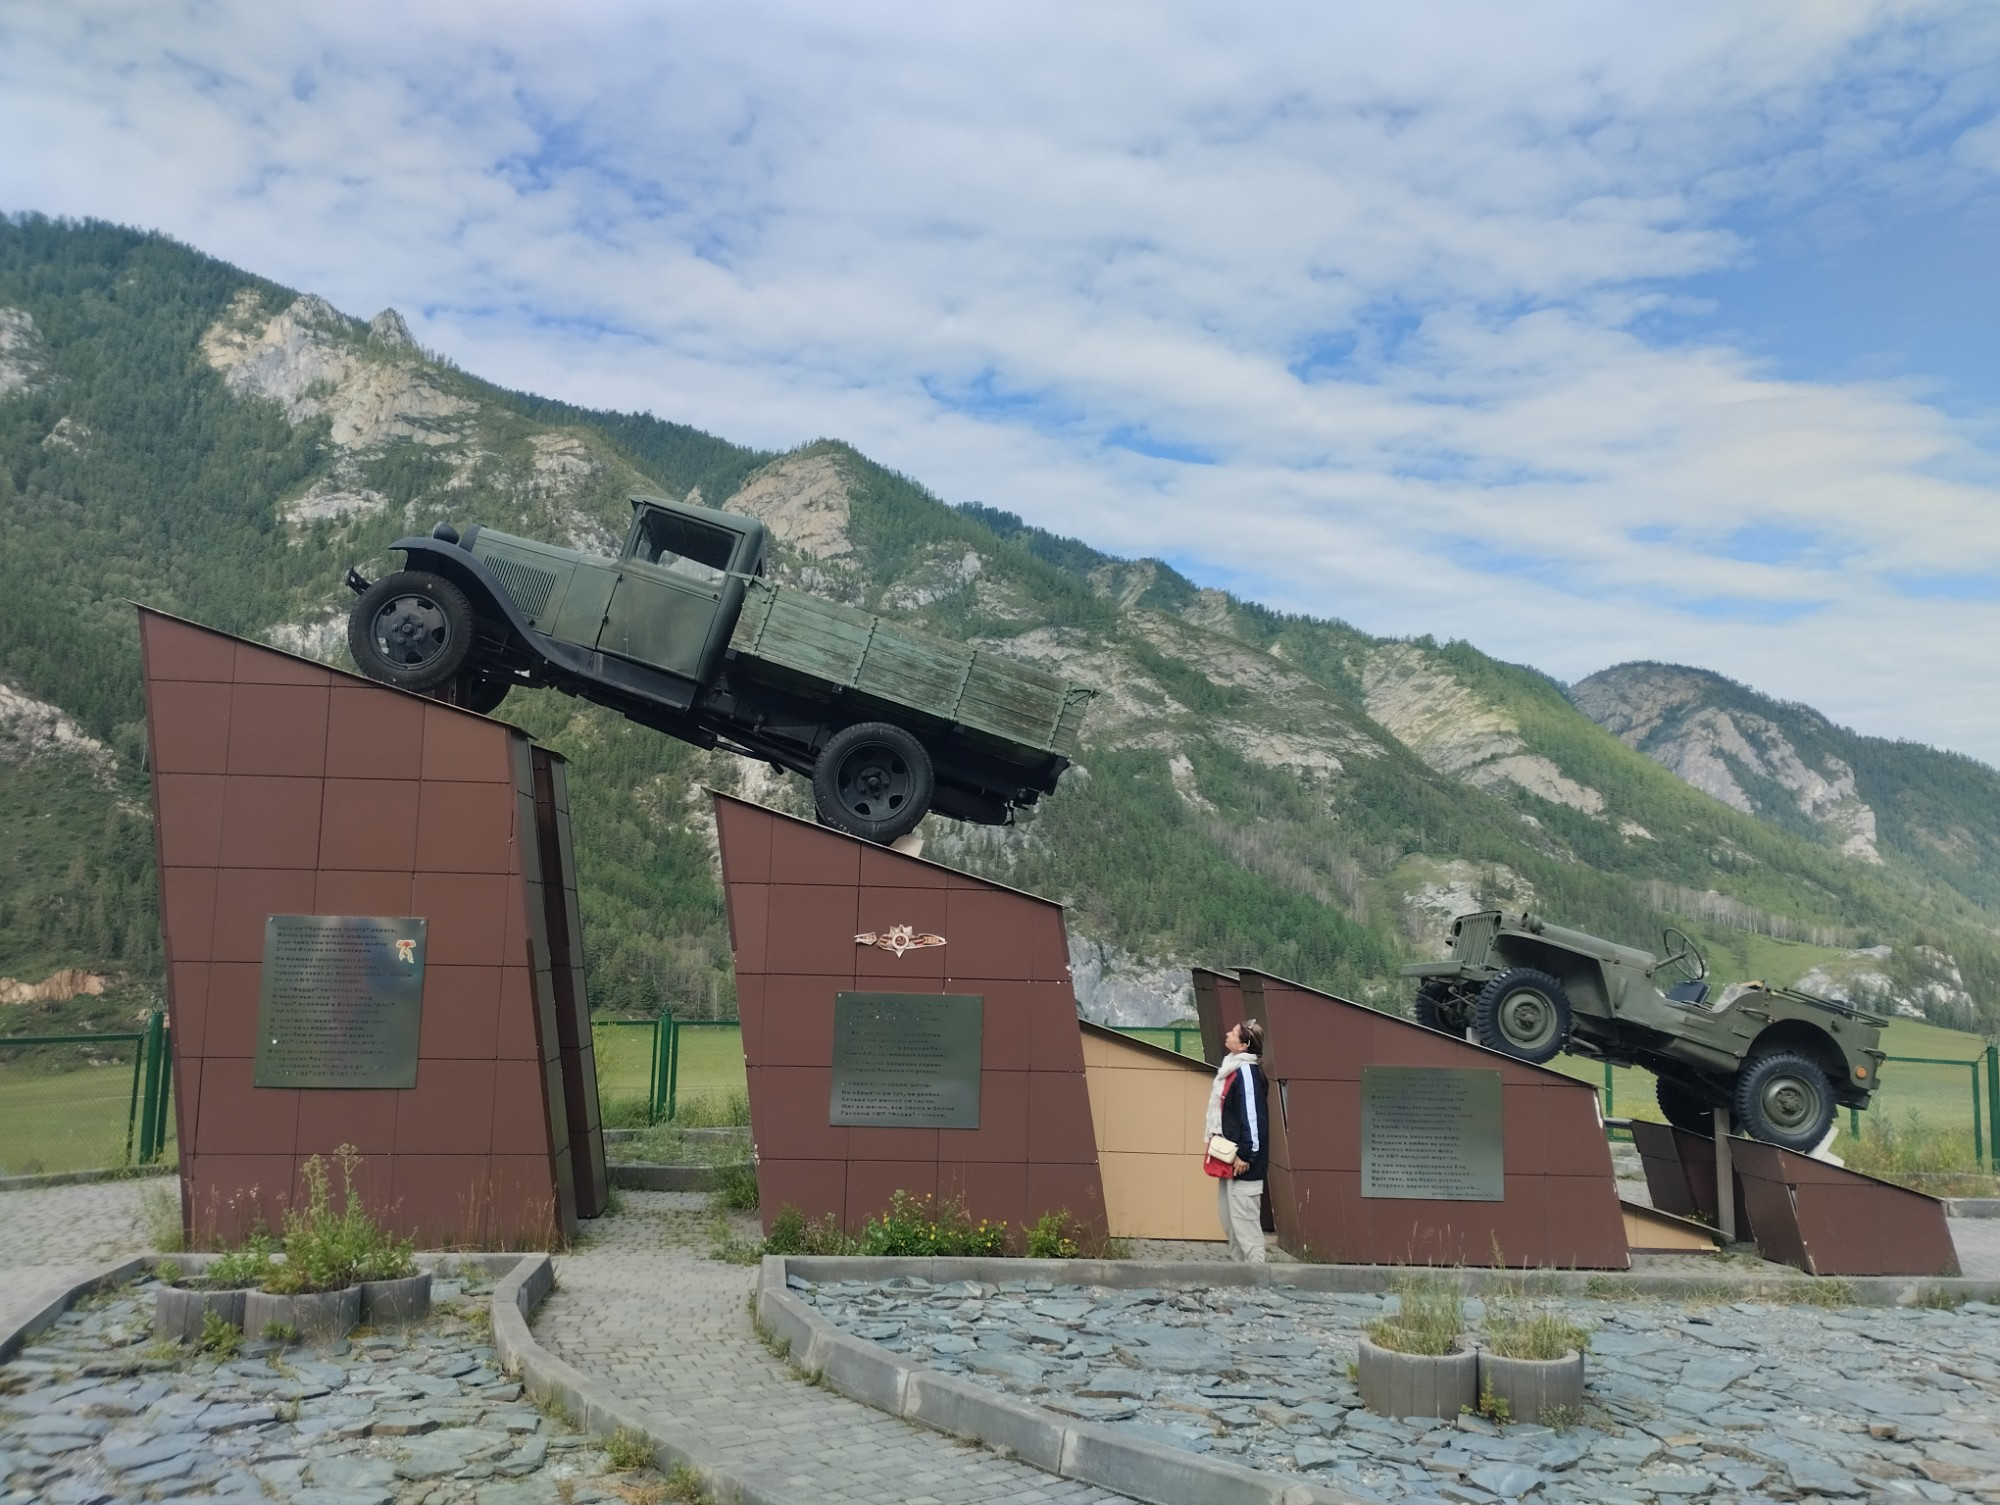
left=729, top=580, right=1092, bottom=760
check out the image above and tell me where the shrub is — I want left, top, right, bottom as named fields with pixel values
left=1481, top=1300, right=1589, bottom=1360
left=261, top=1145, right=414, bottom=1294
left=1024, top=1210, right=1081, bottom=1260
left=861, top=1192, right=1006, bottom=1257
left=1366, top=1271, right=1464, bottom=1356
left=196, top=1308, right=242, bottom=1357
left=762, top=1205, right=860, bottom=1256
left=206, top=1233, right=277, bottom=1290
left=711, top=1161, right=759, bottom=1212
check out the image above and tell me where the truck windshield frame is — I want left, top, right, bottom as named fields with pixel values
left=629, top=507, right=738, bottom=587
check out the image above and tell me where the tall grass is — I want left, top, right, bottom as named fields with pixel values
left=1367, top=1271, right=1464, bottom=1355
left=1841, top=1110, right=2000, bottom=1197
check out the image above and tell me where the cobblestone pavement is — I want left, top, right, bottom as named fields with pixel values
left=803, top=1275, right=2000, bottom=1504
left=534, top=1191, right=1133, bottom=1505
left=0, top=1270, right=682, bottom=1505
left=0, top=1178, right=155, bottom=1271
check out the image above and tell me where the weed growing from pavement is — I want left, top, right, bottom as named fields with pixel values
left=1367, top=1270, right=1464, bottom=1355
left=195, top=1308, right=241, bottom=1357
left=137, top=1181, right=185, bottom=1252
left=710, top=1161, right=759, bottom=1212
left=662, top=1464, right=713, bottom=1502
left=605, top=1428, right=655, bottom=1471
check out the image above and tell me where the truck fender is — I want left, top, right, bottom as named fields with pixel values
left=368, top=537, right=541, bottom=646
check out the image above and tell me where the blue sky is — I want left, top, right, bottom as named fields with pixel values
left=6, top=2, right=2000, bottom=762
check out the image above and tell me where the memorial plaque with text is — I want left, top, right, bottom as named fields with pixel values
left=253, top=916, right=427, bottom=1089
left=829, top=993, right=982, bottom=1128
left=1361, top=1066, right=1504, bottom=1200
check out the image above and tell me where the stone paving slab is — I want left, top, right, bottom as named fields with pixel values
left=531, top=1190, right=1137, bottom=1505
left=796, top=1268, right=2000, bottom=1504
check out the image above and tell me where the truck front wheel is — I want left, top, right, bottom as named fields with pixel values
left=1732, top=1050, right=1835, bottom=1152
left=813, top=722, right=935, bottom=844
left=349, top=571, right=474, bottom=693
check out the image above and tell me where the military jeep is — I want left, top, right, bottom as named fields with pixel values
left=1403, top=911, right=1887, bottom=1150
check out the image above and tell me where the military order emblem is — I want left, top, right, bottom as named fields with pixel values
left=855, top=924, right=946, bottom=958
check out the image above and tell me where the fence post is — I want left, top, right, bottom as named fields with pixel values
left=137, top=1011, right=167, bottom=1164
left=1988, top=1045, right=2000, bottom=1173
left=152, top=1028, right=172, bottom=1161
left=651, top=1016, right=671, bottom=1124
left=124, top=1027, right=148, bottom=1165
left=1973, top=1059, right=1986, bottom=1172
left=666, top=1016, right=681, bottom=1123
left=1602, top=1062, right=1614, bottom=1121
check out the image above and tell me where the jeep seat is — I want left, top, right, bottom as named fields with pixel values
left=1665, top=980, right=1710, bottom=1007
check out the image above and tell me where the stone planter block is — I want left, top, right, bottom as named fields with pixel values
left=360, top=1272, right=433, bottom=1325
left=1478, top=1349, right=1585, bottom=1424
left=154, top=1285, right=247, bottom=1344
left=1356, top=1335, right=1477, bottom=1419
left=243, top=1285, right=362, bottom=1344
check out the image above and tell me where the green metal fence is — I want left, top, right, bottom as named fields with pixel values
left=0, top=1010, right=174, bottom=1176
left=589, top=1017, right=749, bottom=1126
left=1589, top=1045, right=2000, bottom=1175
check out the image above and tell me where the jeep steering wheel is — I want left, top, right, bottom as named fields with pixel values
left=1660, top=926, right=1706, bottom=982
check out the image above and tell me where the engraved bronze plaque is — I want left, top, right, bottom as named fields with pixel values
left=829, top=993, right=982, bottom=1128
left=253, top=916, right=427, bottom=1089
left=1361, top=1066, right=1504, bottom=1201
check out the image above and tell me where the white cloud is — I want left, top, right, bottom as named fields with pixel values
left=6, top=0, right=2000, bottom=757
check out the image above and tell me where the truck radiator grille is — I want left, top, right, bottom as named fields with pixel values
left=486, top=556, right=558, bottom=621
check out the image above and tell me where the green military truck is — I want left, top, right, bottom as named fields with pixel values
left=344, top=495, right=1093, bottom=843
left=1403, top=911, right=1887, bottom=1151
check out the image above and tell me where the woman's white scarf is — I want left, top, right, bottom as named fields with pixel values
left=1204, top=1051, right=1260, bottom=1140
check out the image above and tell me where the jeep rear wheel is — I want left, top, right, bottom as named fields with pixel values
left=1655, top=1076, right=1724, bottom=1137
left=812, top=721, right=934, bottom=844
left=1732, top=1050, right=1835, bottom=1152
left=1474, top=968, right=1571, bottom=1064
left=350, top=571, right=474, bottom=693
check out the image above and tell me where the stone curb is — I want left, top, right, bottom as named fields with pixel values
left=779, top=1254, right=2000, bottom=1305
left=0, top=1255, right=148, bottom=1363
left=601, top=1127, right=747, bottom=1145
left=0, top=1164, right=177, bottom=1193
left=755, top=1257, right=1357, bottom=1505
left=488, top=1253, right=799, bottom=1505
left=606, top=1162, right=750, bottom=1192
left=1946, top=1198, right=2000, bottom=1218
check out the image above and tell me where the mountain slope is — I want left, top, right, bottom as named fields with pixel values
left=3, top=213, right=1996, bottom=1033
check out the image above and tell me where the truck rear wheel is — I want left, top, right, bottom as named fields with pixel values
left=813, top=722, right=934, bottom=844
left=1732, top=1050, right=1835, bottom=1152
left=349, top=571, right=474, bottom=693
left=1474, top=968, right=1570, bottom=1064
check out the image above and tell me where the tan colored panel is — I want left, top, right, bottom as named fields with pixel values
left=1101, top=1150, right=1221, bottom=1240
left=1622, top=1204, right=1715, bottom=1254
left=1084, top=1061, right=1114, bottom=1156
left=1101, top=1065, right=1188, bottom=1157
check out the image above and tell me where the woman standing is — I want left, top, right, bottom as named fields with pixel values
left=1206, top=1019, right=1269, bottom=1263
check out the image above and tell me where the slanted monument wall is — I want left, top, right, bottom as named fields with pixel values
left=138, top=608, right=605, bottom=1248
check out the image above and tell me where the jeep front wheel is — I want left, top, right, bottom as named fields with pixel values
left=1732, top=1050, right=1835, bottom=1152
left=1474, top=968, right=1571, bottom=1064
left=349, top=571, right=474, bottom=692
left=812, top=722, right=934, bottom=844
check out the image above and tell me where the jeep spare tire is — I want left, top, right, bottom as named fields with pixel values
left=812, top=721, right=934, bottom=844
left=1473, top=968, right=1571, bottom=1064
left=350, top=571, right=474, bottom=693
left=1732, top=1049, right=1835, bottom=1152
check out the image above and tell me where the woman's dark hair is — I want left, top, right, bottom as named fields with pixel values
left=1240, top=1019, right=1265, bottom=1055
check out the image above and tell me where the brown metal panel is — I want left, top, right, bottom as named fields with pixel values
left=420, top=703, right=513, bottom=784
left=211, top=869, right=317, bottom=961
left=940, top=1070, right=1031, bottom=1163
left=195, top=1058, right=300, bottom=1157
left=393, top=1059, right=498, bottom=1156
left=312, top=870, right=414, bottom=920
left=529, top=748, right=608, bottom=1219
left=410, top=872, right=511, bottom=965
left=156, top=774, right=227, bottom=867
left=141, top=611, right=238, bottom=681
left=1732, top=1139, right=1958, bottom=1277
left=233, top=639, right=331, bottom=687
left=149, top=681, right=235, bottom=774
left=218, top=777, right=324, bottom=869
left=770, top=815, right=863, bottom=887
left=297, top=1089, right=399, bottom=1157
left=853, top=888, right=951, bottom=985
left=1191, top=967, right=1243, bottom=1066
left=200, top=962, right=262, bottom=1058
left=416, top=966, right=503, bottom=1059
left=1629, top=1121, right=1700, bottom=1219
left=225, top=684, right=329, bottom=777
left=418, top=781, right=519, bottom=873
left=318, top=779, right=420, bottom=871
left=326, top=686, right=427, bottom=780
